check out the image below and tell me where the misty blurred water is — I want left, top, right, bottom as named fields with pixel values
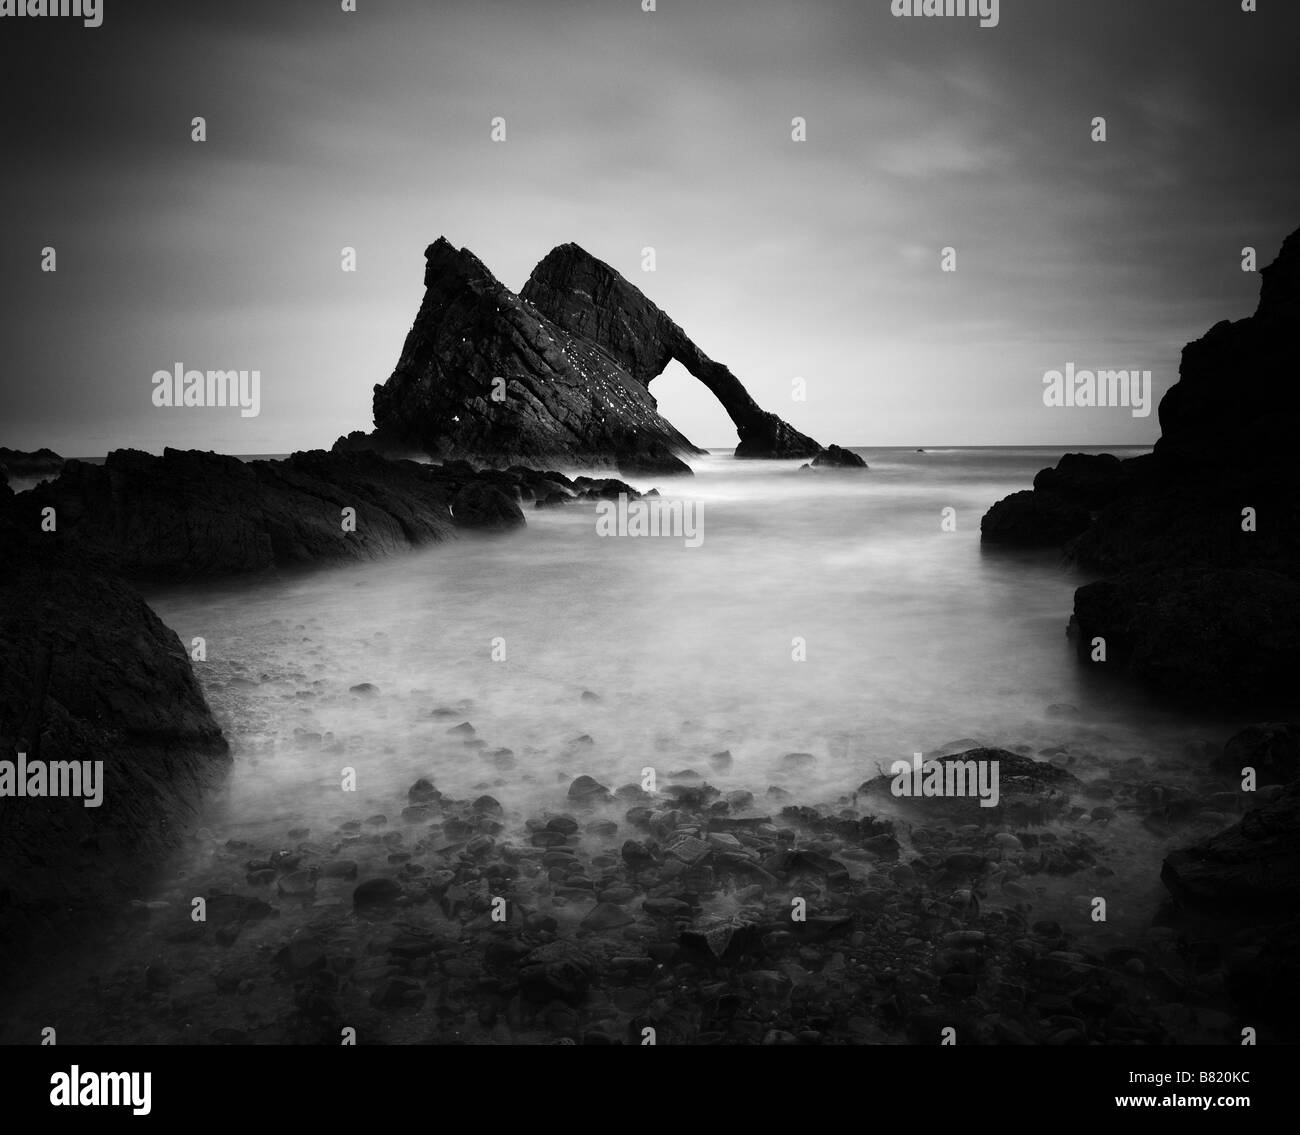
left=141, top=446, right=1243, bottom=931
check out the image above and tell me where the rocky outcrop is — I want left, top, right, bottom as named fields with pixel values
left=1162, top=780, right=1300, bottom=913
left=0, top=447, right=64, bottom=480
left=1071, top=568, right=1300, bottom=709
left=0, top=515, right=229, bottom=989
left=1161, top=777, right=1300, bottom=1021
left=1213, top=722, right=1300, bottom=785
left=982, top=226, right=1300, bottom=709
left=809, top=445, right=868, bottom=469
left=3, top=448, right=598, bottom=582
left=855, top=748, right=1081, bottom=826
left=365, top=238, right=844, bottom=469
left=980, top=489, right=1089, bottom=547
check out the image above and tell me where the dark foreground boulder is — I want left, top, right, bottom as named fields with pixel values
left=1212, top=722, right=1300, bottom=786
left=1071, top=568, right=1300, bottom=709
left=1161, top=780, right=1300, bottom=913
left=0, top=520, right=229, bottom=991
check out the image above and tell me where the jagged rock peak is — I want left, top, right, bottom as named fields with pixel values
left=369, top=237, right=843, bottom=468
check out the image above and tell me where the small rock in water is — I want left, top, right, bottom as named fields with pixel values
left=371, top=977, right=425, bottom=1009
left=449, top=721, right=476, bottom=736
left=944, top=853, right=988, bottom=873
left=353, top=878, right=403, bottom=911
left=580, top=902, right=635, bottom=931
left=349, top=682, right=379, bottom=696
left=598, top=885, right=638, bottom=904
left=621, top=839, right=655, bottom=867
left=709, top=750, right=733, bottom=771
left=277, top=932, right=326, bottom=975
left=580, top=690, right=601, bottom=702
left=277, top=870, right=318, bottom=898
left=530, top=830, right=569, bottom=848
left=781, top=752, right=816, bottom=768
left=664, top=834, right=712, bottom=865
left=408, top=778, right=440, bottom=803
left=643, top=897, right=691, bottom=917
left=518, top=941, right=594, bottom=1002
left=568, top=775, right=611, bottom=801
left=466, top=835, right=495, bottom=856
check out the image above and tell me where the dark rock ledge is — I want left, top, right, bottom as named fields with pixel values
left=5, top=447, right=645, bottom=583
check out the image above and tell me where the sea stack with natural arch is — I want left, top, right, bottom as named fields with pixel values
left=338, top=238, right=865, bottom=475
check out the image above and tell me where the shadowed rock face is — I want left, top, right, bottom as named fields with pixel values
left=980, top=225, right=1300, bottom=709
left=0, top=516, right=230, bottom=990
left=1157, top=227, right=1300, bottom=470
left=370, top=238, right=827, bottom=467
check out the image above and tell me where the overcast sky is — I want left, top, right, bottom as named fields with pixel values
left=1, top=0, right=1297, bottom=455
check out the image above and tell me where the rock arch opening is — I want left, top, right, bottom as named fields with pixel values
left=649, top=360, right=740, bottom=451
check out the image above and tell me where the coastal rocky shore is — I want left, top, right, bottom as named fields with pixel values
left=0, top=714, right=1291, bottom=1046
left=975, top=227, right=1300, bottom=1038
left=0, top=445, right=646, bottom=990
left=6, top=447, right=652, bottom=582
left=3, top=226, right=1297, bottom=1043
left=4, top=438, right=1294, bottom=1042
left=981, top=227, right=1300, bottom=712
